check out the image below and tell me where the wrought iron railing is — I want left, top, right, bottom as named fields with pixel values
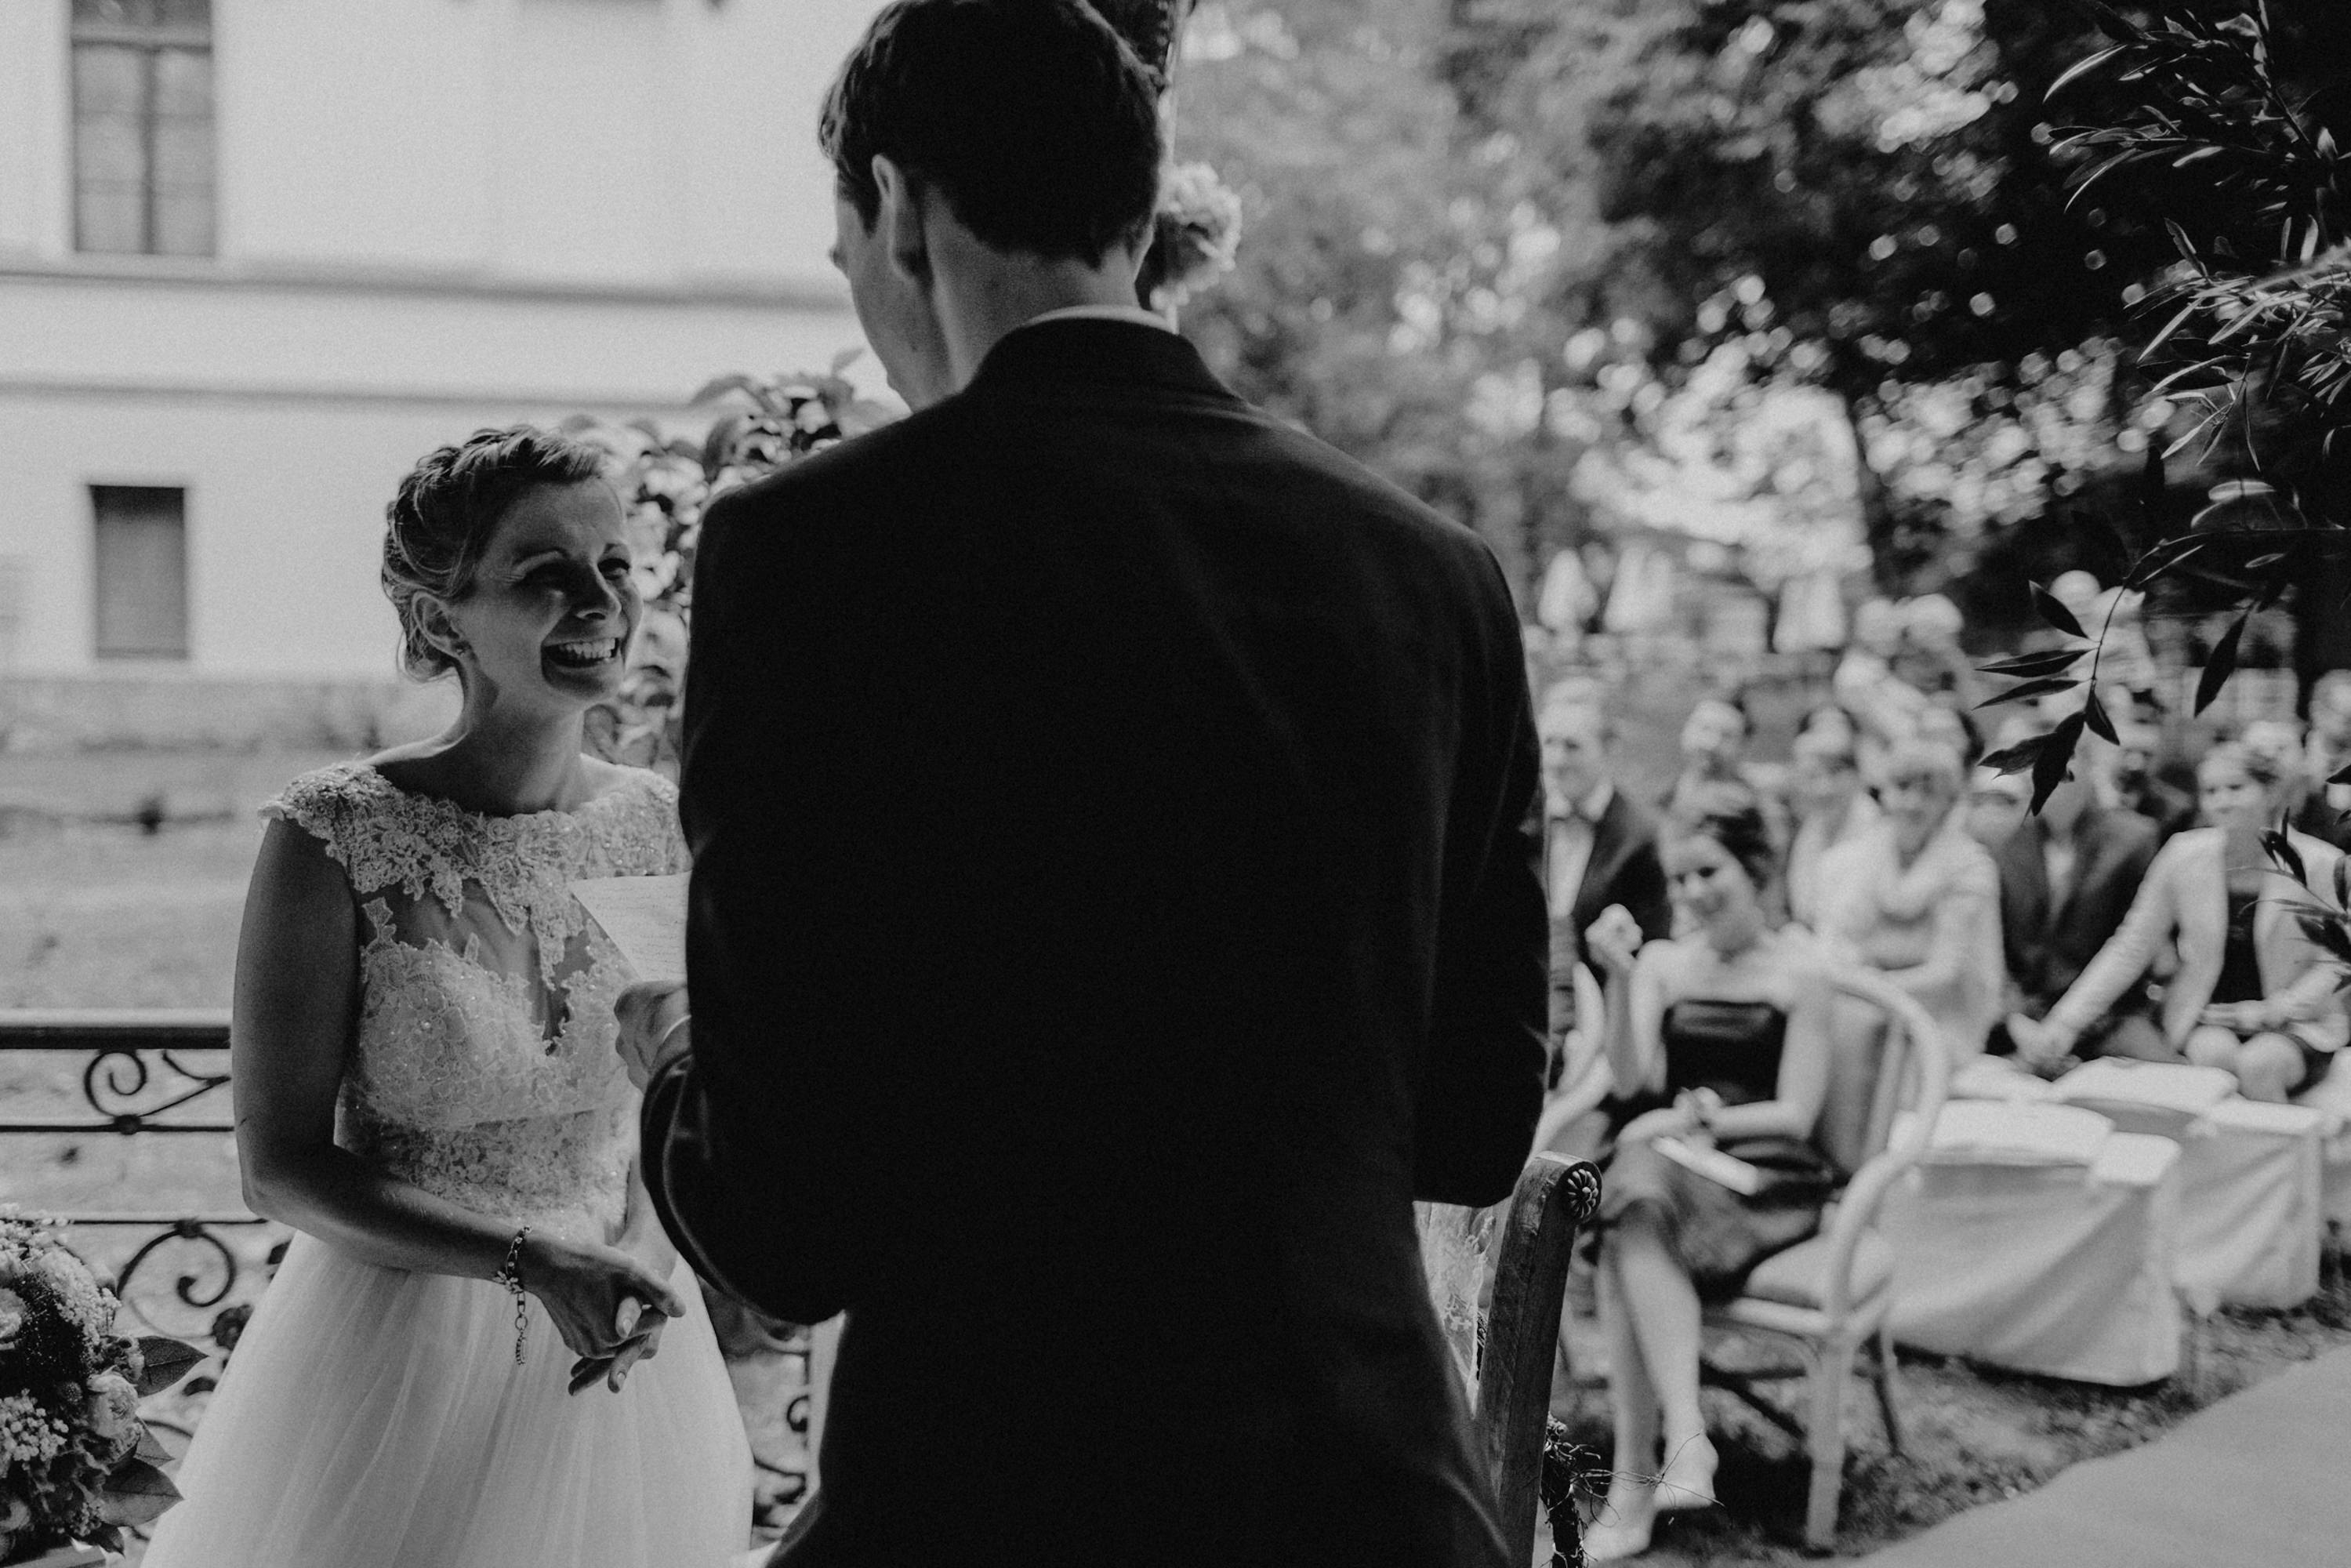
left=0, top=1009, right=270, bottom=1461
left=0, top=1009, right=268, bottom=1332
left=0, top=1008, right=813, bottom=1523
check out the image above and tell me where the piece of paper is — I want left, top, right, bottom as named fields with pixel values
left=1653, top=1136, right=1765, bottom=1196
left=571, top=874, right=689, bottom=985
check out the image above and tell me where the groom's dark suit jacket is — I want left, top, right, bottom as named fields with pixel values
left=641, top=319, right=1546, bottom=1568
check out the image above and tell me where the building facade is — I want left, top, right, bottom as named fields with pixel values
left=0, top=0, right=879, bottom=745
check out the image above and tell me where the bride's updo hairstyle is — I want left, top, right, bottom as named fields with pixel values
left=382, top=425, right=604, bottom=679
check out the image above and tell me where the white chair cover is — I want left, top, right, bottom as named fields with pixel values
left=1883, top=1108, right=2184, bottom=1386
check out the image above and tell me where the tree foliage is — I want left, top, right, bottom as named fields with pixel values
left=1556, top=0, right=2190, bottom=584
left=1169, top=0, right=1599, bottom=597
left=1976, top=2, right=2351, bottom=808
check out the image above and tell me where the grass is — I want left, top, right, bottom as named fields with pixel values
left=7, top=748, right=2350, bottom=1565
left=1546, top=1283, right=2351, bottom=1564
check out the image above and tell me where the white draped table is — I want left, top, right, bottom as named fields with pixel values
left=1881, top=1118, right=2184, bottom=1387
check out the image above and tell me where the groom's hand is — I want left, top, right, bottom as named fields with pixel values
left=615, top=980, right=691, bottom=1089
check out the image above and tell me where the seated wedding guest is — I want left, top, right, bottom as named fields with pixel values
left=2109, top=715, right=2198, bottom=844
left=1816, top=741, right=2006, bottom=1065
left=1539, top=688, right=1674, bottom=1065
left=1964, top=765, right=2030, bottom=851
left=2244, top=715, right=2351, bottom=849
left=1785, top=724, right=1879, bottom=930
left=1831, top=599, right=1903, bottom=711
left=2307, top=670, right=2351, bottom=834
left=1660, top=691, right=1758, bottom=825
left=1891, top=593, right=1975, bottom=708
left=1797, top=701, right=1863, bottom=750
left=1914, top=699, right=1983, bottom=769
left=1579, top=795, right=1838, bottom=1560
left=1988, top=739, right=2162, bottom=1076
left=2015, top=742, right=2348, bottom=1101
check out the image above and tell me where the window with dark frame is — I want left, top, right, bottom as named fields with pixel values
left=91, top=485, right=190, bottom=661
left=71, top=0, right=216, bottom=257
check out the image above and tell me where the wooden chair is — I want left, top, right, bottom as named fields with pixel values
left=1476, top=1153, right=1604, bottom=1566
left=1698, top=965, right=1950, bottom=1552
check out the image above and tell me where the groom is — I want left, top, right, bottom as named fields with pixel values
left=619, top=2, right=1545, bottom=1563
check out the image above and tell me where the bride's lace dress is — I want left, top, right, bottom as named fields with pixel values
left=140, top=762, right=751, bottom=1568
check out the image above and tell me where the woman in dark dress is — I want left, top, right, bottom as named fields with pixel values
left=1580, top=793, right=1838, bottom=1560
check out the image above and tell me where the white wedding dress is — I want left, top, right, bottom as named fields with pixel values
left=141, top=762, right=751, bottom=1568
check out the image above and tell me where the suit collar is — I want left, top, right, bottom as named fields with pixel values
left=964, top=318, right=1239, bottom=403
left=1547, top=781, right=1614, bottom=826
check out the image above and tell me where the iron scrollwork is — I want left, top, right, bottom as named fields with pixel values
left=108, top=1217, right=259, bottom=1340
left=82, top=1046, right=234, bottom=1131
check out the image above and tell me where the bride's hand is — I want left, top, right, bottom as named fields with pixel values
left=614, top=981, right=690, bottom=1090
left=568, top=1297, right=669, bottom=1396
left=520, top=1232, right=686, bottom=1368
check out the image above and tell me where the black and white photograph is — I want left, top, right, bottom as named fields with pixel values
left=2, top=2, right=2348, bottom=1565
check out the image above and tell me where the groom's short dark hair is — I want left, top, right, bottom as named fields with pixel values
left=820, top=0, right=1163, bottom=266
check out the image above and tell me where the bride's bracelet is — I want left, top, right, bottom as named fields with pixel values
left=495, top=1225, right=533, bottom=1366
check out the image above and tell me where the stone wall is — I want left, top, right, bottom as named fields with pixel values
left=0, top=673, right=459, bottom=754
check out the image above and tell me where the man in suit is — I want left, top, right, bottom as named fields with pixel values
left=617, top=4, right=1546, bottom=1564
left=1536, top=688, right=1671, bottom=1061
left=2109, top=716, right=2197, bottom=844
left=1992, top=752, right=2164, bottom=1073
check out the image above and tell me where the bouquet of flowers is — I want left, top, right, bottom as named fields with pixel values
left=0, top=1210, right=202, bottom=1563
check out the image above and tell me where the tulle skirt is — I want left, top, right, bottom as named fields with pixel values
left=140, top=1233, right=752, bottom=1568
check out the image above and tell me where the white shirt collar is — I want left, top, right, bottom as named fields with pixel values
left=1022, top=303, right=1177, bottom=333
left=1552, top=782, right=1613, bottom=824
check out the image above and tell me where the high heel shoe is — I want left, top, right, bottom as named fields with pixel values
left=1582, top=1479, right=1658, bottom=1562
left=1654, top=1432, right=1719, bottom=1512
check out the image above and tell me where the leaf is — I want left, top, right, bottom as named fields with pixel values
left=2030, top=582, right=2087, bottom=637
left=87, top=1525, right=125, bottom=1555
left=2262, top=827, right=2306, bottom=887
left=1978, top=676, right=2081, bottom=709
left=2084, top=688, right=2118, bottom=744
left=2030, top=713, right=2086, bottom=814
left=2244, top=552, right=2288, bottom=569
left=2334, top=855, right=2349, bottom=913
left=2127, top=534, right=2206, bottom=588
left=1980, top=735, right=2048, bottom=777
left=1978, top=647, right=2090, bottom=678
left=133, top=1335, right=205, bottom=1397
left=2164, top=217, right=2200, bottom=264
left=2142, top=300, right=2203, bottom=358
left=134, top=1424, right=173, bottom=1465
left=2304, top=913, right=2351, bottom=966
left=96, top=1457, right=182, bottom=1528
left=2049, top=44, right=2132, bottom=100
left=828, top=346, right=865, bottom=375
left=2074, top=510, right=2136, bottom=581
left=2081, top=1, right=2142, bottom=43
left=2193, top=612, right=2248, bottom=714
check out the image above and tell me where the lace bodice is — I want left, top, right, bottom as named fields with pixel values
left=263, top=762, right=688, bottom=1242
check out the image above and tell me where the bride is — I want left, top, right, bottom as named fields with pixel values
left=140, top=426, right=752, bottom=1567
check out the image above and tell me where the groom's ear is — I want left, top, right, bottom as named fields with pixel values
left=870, top=154, right=932, bottom=287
